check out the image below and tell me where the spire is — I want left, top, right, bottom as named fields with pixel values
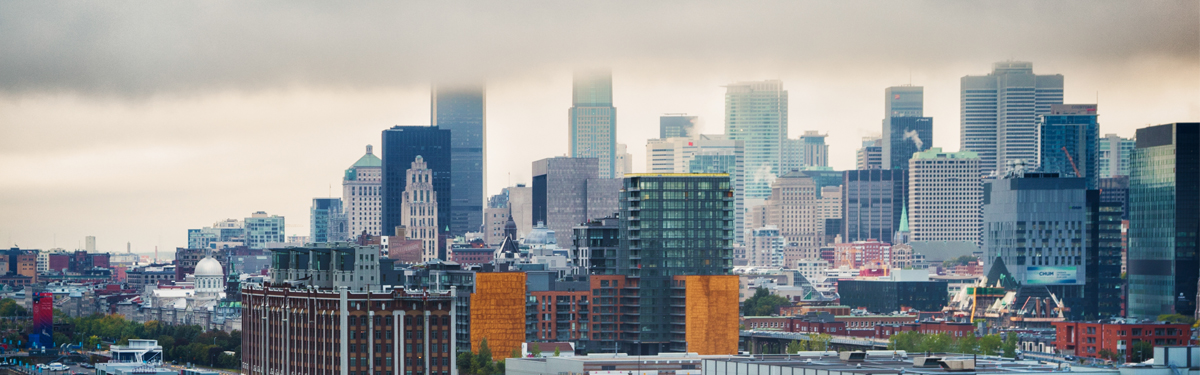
left=898, top=204, right=909, bottom=232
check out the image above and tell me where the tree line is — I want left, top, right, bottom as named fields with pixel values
left=54, top=310, right=241, bottom=369
left=887, top=331, right=1018, bottom=357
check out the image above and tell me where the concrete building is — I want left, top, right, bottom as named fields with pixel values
left=660, top=114, right=697, bottom=139
left=381, top=126, right=451, bottom=238
left=907, top=148, right=982, bottom=244
left=570, top=69, right=618, bottom=178
left=1099, top=133, right=1135, bottom=178
left=310, top=198, right=346, bottom=243
left=244, top=212, right=284, bottom=249
left=1038, top=104, right=1099, bottom=189
left=800, top=131, right=829, bottom=168
left=432, top=84, right=486, bottom=236
left=857, top=137, right=883, bottom=170
left=266, top=242, right=381, bottom=292
left=187, top=219, right=246, bottom=250
left=343, top=145, right=383, bottom=238
left=85, top=236, right=96, bottom=252
left=1127, top=123, right=1200, bottom=319
left=841, top=169, right=906, bottom=244
left=764, top=171, right=824, bottom=265
left=585, top=178, right=622, bottom=223
left=614, top=143, right=633, bottom=177
left=483, top=207, right=510, bottom=246
left=961, top=61, right=1064, bottom=174
left=400, top=156, right=441, bottom=262
left=644, top=135, right=745, bottom=243
left=725, top=80, right=787, bottom=204
left=532, top=157, right=599, bottom=246
left=748, top=226, right=786, bottom=268
left=504, top=184, right=533, bottom=239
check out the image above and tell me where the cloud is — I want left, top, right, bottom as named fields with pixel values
left=0, top=1, right=1195, bottom=97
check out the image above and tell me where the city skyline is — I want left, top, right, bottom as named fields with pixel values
left=1, top=2, right=1198, bottom=250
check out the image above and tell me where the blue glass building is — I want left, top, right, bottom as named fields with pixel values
left=382, top=126, right=451, bottom=239
left=310, top=198, right=344, bottom=243
left=1038, top=104, right=1099, bottom=189
left=432, top=84, right=486, bottom=236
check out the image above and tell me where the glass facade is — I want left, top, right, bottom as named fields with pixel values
left=960, top=61, right=1064, bottom=173
left=659, top=115, right=696, bottom=139
left=1127, top=123, right=1199, bottom=319
left=432, top=85, right=485, bottom=236
left=725, top=80, right=787, bottom=202
left=616, top=174, right=733, bottom=354
left=883, top=117, right=933, bottom=170
left=1038, top=105, right=1099, bottom=189
left=842, top=169, right=906, bottom=244
left=381, top=126, right=451, bottom=238
left=310, top=198, right=344, bottom=243
left=1099, top=134, right=1136, bottom=178
left=570, top=70, right=617, bottom=178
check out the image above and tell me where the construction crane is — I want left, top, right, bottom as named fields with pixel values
left=1061, top=147, right=1081, bottom=177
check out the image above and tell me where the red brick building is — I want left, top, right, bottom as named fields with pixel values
left=1053, top=321, right=1191, bottom=362
left=874, top=321, right=975, bottom=339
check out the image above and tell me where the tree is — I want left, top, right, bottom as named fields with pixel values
left=742, top=288, right=791, bottom=317
left=810, top=333, right=832, bottom=351
left=553, top=346, right=561, bottom=357
left=1001, top=333, right=1018, bottom=358
left=1157, top=314, right=1196, bottom=325
left=1130, top=341, right=1153, bottom=363
left=977, top=334, right=1002, bottom=355
left=955, top=335, right=979, bottom=355
left=475, top=339, right=493, bottom=374
left=530, top=342, right=541, bottom=357
left=919, top=333, right=954, bottom=353
left=457, top=352, right=476, bottom=375
left=1098, top=349, right=1120, bottom=362
left=942, top=255, right=977, bottom=269
left=786, top=340, right=803, bottom=354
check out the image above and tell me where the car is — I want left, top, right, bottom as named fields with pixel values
left=36, top=364, right=49, bottom=370
left=79, top=363, right=94, bottom=369
left=48, top=363, right=69, bottom=371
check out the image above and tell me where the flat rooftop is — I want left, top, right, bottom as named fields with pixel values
left=702, top=353, right=1111, bottom=375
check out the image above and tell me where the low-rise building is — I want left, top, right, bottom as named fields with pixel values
left=1053, top=321, right=1191, bottom=362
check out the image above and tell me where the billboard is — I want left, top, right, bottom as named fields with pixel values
left=1025, top=266, right=1078, bottom=285
left=30, top=292, right=53, bottom=349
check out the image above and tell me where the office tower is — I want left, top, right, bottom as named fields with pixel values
left=187, top=219, right=245, bottom=250
left=586, top=178, right=622, bottom=222
left=532, top=157, right=599, bottom=246
left=800, top=131, right=829, bottom=168
left=1099, top=176, right=1130, bottom=219
left=748, top=226, right=786, bottom=267
left=615, top=173, right=734, bottom=354
left=1127, top=123, right=1200, bottom=319
left=983, top=173, right=1089, bottom=318
left=85, top=236, right=95, bottom=252
left=644, top=135, right=745, bottom=243
left=483, top=207, right=510, bottom=246
left=660, top=114, right=697, bottom=139
left=1099, top=133, right=1136, bottom=178
left=857, top=137, right=883, bottom=170
left=961, top=61, right=1064, bottom=174
left=725, top=80, right=787, bottom=203
left=343, top=145, right=383, bottom=238
left=781, top=138, right=803, bottom=173
left=908, top=148, right=982, bottom=243
left=614, top=143, right=633, bottom=177
left=400, top=156, right=440, bottom=261
left=569, top=69, right=618, bottom=178
left=841, top=169, right=906, bottom=244
left=244, top=211, right=285, bottom=249
left=432, top=84, right=486, bottom=236
left=882, top=86, right=934, bottom=170
left=310, top=198, right=346, bottom=243
left=504, top=185, right=533, bottom=239
left=381, top=126, right=451, bottom=238
left=1038, top=104, right=1099, bottom=189
left=573, top=216, right=620, bottom=275
left=1088, top=190, right=1124, bottom=318
left=764, top=171, right=824, bottom=264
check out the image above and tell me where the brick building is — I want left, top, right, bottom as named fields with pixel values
left=1053, top=321, right=1191, bottom=362
left=874, top=320, right=975, bottom=339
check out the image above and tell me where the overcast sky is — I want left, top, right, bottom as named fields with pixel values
left=1, top=1, right=1197, bottom=252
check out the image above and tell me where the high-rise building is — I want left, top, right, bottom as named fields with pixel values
left=382, top=126, right=451, bottom=237
left=1088, top=191, right=1124, bottom=318
left=85, top=236, right=95, bottom=252
left=1099, top=133, right=1136, bottom=178
left=800, top=131, right=829, bottom=168
left=614, top=173, right=734, bottom=354
left=725, top=80, right=787, bottom=204
left=310, top=198, right=346, bottom=243
left=245, top=211, right=285, bottom=249
left=432, top=84, right=486, bottom=236
left=343, top=145, right=383, bottom=238
left=644, top=135, right=745, bottom=243
left=781, top=138, right=803, bottom=173
left=1127, top=123, right=1199, bottom=319
left=532, top=157, right=599, bottom=246
left=1038, top=104, right=1099, bottom=189
left=504, top=185, right=533, bottom=239
left=961, top=61, right=1064, bottom=174
left=908, top=148, right=982, bottom=244
left=570, top=69, right=618, bottom=178
left=883, top=86, right=934, bottom=170
left=983, top=173, right=1090, bottom=318
left=857, top=137, right=883, bottom=170
left=659, top=114, right=697, bottom=139
left=764, top=171, right=824, bottom=264
left=483, top=207, right=510, bottom=246
left=841, top=169, right=906, bottom=244
left=748, top=226, right=786, bottom=268
left=614, top=143, right=633, bottom=177
left=187, top=219, right=246, bottom=250
left=573, top=216, right=620, bottom=276
left=401, top=156, right=440, bottom=261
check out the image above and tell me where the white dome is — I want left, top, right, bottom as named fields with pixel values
left=195, top=257, right=224, bottom=277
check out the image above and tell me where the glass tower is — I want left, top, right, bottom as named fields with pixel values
left=961, top=61, right=1064, bottom=174
left=1099, top=134, right=1136, bottom=178
left=1127, top=123, right=1200, bottom=319
left=381, top=126, right=451, bottom=239
left=432, top=84, right=486, bottom=236
left=725, top=80, right=787, bottom=204
left=883, top=86, right=933, bottom=170
left=570, top=70, right=618, bottom=178
left=310, top=198, right=344, bottom=243
left=659, top=114, right=697, bottom=139
left=1038, top=104, right=1099, bottom=189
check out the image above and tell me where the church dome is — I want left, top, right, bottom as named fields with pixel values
left=195, top=257, right=223, bottom=277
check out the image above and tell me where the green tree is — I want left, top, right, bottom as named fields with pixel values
left=786, top=340, right=803, bottom=354
left=530, top=342, right=541, bottom=357
left=457, top=352, right=476, bottom=374
left=1130, top=341, right=1154, bottom=363
left=1098, top=349, right=1120, bottom=362
left=1157, top=314, right=1196, bottom=325
left=742, top=288, right=791, bottom=317
left=977, top=334, right=1002, bottom=355
left=475, top=339, right=493, bottom=373
left=955, top=335, right=979, bottom=355
left=942, top=255, right=978, bottom=269
left=810, top=333, right=832, bottom=351
left=919, top=333, right=954, bottom=353
left=553, top=346, right=561, bottom=357
left=1001, top=333, right=1018, bottom=358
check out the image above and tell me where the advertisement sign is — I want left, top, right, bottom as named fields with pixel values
left=30, top=293, right=53, bottom=349
left=1025, top=266, right=1078, bottom=285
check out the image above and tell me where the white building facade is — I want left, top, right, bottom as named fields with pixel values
left=343, top=145, right=383, bottom=238
left=908, top=148, right=983, bottom=244
left=401, top=156, right=440, bottom=261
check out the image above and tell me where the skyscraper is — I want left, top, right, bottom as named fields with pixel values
left=244, top=211, right=285, bottom=249
left=1038, top=104, right=1099, bottom=189
left=401, top=156, right=440, bottom=261
left=381, top=126, right=451, bottom=238
left=857, top=137, right=883, bottom=170
left=725, top=80, right=787, bottom=204
left=908, top=148, right=982, bottom=244
left=310, top=198, right=345, bottom=243
left=883, top=86, right=934, bottom=170
left=432, top=84, right=486, bottom=236
left=961, top=61, right=1064, bottom=174
left=644, top=135, right=746, bottom=243
left=800, top=131, right=829, bottom=168
left=343, top=145, right=383, bottom=238
left=1099, top=133, right=1136, bottom=178
left=570, top=69, right=618, bottom=178
left=842, top=169, right=906, bottom=244
left=614, top=143, right=633, bottom=177
left=1127, top=122, right=1199, bottom=319
left=659, top=114, right=697, bottom=139
left=532, top=157, right=599, bottom=246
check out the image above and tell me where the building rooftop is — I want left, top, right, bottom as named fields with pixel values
left=702, top=352, right=1102, bottom=375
